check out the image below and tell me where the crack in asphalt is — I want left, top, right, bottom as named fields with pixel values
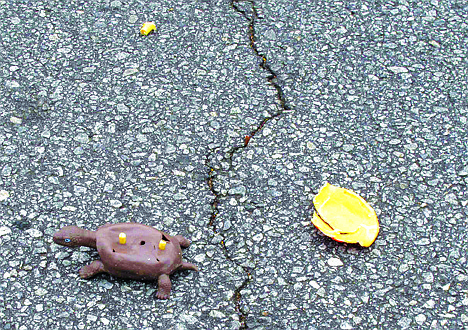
left=203, top=1, right=293, bottom=328
left=205, top=151, right=253, bottom=329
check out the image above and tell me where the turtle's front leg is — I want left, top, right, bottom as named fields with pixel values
left=155, top=274, right=171, bottom=299
left=79, top=260, right=106, bottom=279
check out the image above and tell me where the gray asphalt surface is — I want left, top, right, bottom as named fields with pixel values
left=1, top=0, right=467, bottom=329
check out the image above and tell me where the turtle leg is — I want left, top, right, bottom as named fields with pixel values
left=173, top=235, right=191, bottom=248
left=79, top=260, right=106, bottom=279
left=155, top=274, right=171, bottom=299
left=180, top=261, right=199, bottom=272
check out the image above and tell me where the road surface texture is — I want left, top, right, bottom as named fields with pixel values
left=0, top=0, right=467, bottom=329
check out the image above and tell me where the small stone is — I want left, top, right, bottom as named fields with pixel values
left=428, top=40, right=440, bottom=48
left=194, top=254, right=205, bottom=262
left=422, top=272, right=434, bottom=283
left=327, top=257, right=344, bottom=267
left=98, top=280, right=113, bottom=290
left=423, top=299, right=436, bottom=309
left=223, top=220, right=232, bottom=231
left=397, top=317, right=412, bottom=329
left=458, top=166, right=468, bottom=177
left=2, top=164, right=12, bottom=177
left=173, top=193, right=186, bottom=201
left=340, top=321, right=353, bottom=329
left=117, top=103, right=129, bottom=112
left=123, top=68, right=138, bottom=77
left=0, top=226, right=12, bottom=236
left=264, top=29, right=277, bottom=40
left=128, top=15, right=138, bottom=23
left=263, top=128, right=272, bottom=136
left=415, top=314, right=426, bottom=325
left=209, top=310, right=225, bottom=318
left=10, top=116, right=22, bottom=124
left=0, top=190, right=10, bottom=201
left=388, top=66, right=409, bottom=73
left=83, top=67, right=95, bottom=73
left=48, top=176, right=60, bottom=184
left=26, top=229, right=43, bottom=238
left=110, top=0, right=121, bottom=8
left=35, top=288, right=48, bottom=296
left=306, top=141, right=316, bottom=149
left=342, top=144, right=354, bottom=152
left=87, top=315, right=98, bottom=322
left=252, top=233, right=264, bottom=242
left=229, top=186, right=246, bottom=195
left=210, top=121, right=220, bottom=129
left=74, top=133, right=89, bottom=143
left=110, top=200, right=122, bottom=208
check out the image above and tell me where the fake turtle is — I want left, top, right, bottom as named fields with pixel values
left=53, top=222, right=198, bottom=299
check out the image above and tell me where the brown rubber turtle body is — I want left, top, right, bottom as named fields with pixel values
left=53, top=223, right=198, bottom=299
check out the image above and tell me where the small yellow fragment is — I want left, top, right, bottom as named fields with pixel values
left=158, top=240, right=167, bottom=250
left=119, top=232, right=126, bottom=245
left=311, top=182, right=379, bottom=247
left=140, top=22, right=156, bottom=36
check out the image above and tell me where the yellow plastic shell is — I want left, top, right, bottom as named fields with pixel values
left=158, top=240, right=167, bottom=250
left=312, top=182, right=379, bottom=247
left=119, top=232, right=126, bottom=245
left=140, top=22, right=156, bottom=36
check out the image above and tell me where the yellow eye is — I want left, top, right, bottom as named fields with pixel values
left=158, top=240, right=167, bottom=250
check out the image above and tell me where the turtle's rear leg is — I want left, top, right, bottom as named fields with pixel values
left=173, top=235, right=191, bottom=248
left=155, top=274, right=171, bottom=299
left=79, top=260, right=106, bottom=279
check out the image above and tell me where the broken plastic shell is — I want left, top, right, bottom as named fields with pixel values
left=140, top=22, right=156, bottom=36
left=119, top=232, right=126, bottom=245
left=158, top=240, right=167, bottom=250
left=311, top=182, right=379, bottom=247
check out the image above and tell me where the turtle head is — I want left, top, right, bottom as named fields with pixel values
left=53, top=226, right=96, bottom=248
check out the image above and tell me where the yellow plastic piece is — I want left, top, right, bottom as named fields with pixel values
left=158, top=240, right=167, bottom=250
left=311, top=182, right=379, bottom=247
left=140, top=22, right=156, bottom=36
left=119, top=232, right=126, bottom=245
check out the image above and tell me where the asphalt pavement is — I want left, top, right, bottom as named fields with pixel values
left=1, top=0, right=467, bottom=329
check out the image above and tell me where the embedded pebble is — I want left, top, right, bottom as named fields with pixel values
left=327, top=257, right=344, bottom=267
left=388, top=66, right=408, bottom=73
left=74, top=133, right=89, bottom=143
left=123, top=68, right=138, bottom=76
left=98, top=280, right=114, bottom=290
left=128, top=15, right=138, bottom=24
left=173, top=192, right=187, bottom=200
left=229, top=186, right=246, bottom=195
left=26, top=229, right=43, bottom=238
left=0, top=190, right=9, bottom=201
left=0, top=226, right=12, bottom=236
left=194, top=254, right=205, bottom=262
left=10, top=116, right=22, bottom=124
left=109, top=200, right=123, bottom=208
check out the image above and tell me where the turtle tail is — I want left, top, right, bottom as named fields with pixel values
left=179, top=261, right=199, bottom=272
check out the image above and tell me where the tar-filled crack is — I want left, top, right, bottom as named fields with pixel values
left=204, top=1, right=292, bottom=328
left=205, top=152, right=253, bottom=329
